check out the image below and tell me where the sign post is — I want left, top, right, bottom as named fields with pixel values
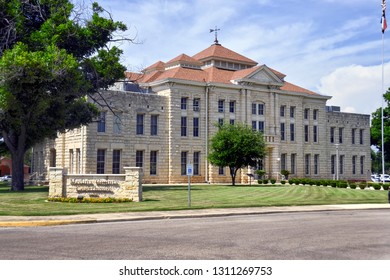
left=186, top=163, right=193, bottom=208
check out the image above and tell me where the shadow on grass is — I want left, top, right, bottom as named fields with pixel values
left=0, top=185, right=49, bottom=194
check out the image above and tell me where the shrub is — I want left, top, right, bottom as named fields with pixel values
left=270, top=178, right=276, bottom=184
left=256, top=170, right=266, bottom=179
left=349, top=183, right=357, bottom=189
left=338, top=181, right=348, bottom=188
left=281, top=170, right=290, bottom=179
left=330, top=181, right=337, bottom=188
left=263, top=179, right=269, bottom=184
left=48, top=197, right=133, bottom=203
left=383, top=184, right=390, bottom=190
left=281, top=180, right=286, bottom=185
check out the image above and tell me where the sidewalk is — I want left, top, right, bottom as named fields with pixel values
left=0, top=204, right=389, bottom=227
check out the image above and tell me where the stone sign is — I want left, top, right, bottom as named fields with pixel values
left=48, top=167, right=142, bottom=202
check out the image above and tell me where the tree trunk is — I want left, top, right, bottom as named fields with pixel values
left=2, top=128, right=27, bottom=191
left=230, top=166, right=237, bottom=186
left=10, top=150, right=26, bottom=191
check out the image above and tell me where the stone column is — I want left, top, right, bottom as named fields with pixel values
left=48, top=167, right=64, bottom=198
left=124, top=167, right=143, bottom=202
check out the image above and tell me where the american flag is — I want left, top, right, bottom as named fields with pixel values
left=382, top=0, right=387, bottom=33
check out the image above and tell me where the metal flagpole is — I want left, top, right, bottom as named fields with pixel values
left=381, top=0, right=387, bottom=183
left=382, top=31, right=385, bottom=183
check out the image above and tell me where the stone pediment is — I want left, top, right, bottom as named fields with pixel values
left=247, top=66, right=284, bottom=85
left=232, top=65, right=284, bottom=86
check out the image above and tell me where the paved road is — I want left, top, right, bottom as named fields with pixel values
left=0, top=209, right=389, bottom=260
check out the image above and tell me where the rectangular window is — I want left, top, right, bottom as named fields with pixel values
left=218, top=118, right=224, bottom=126
left=339, top=127, right=343, bottom=144
left=314, top=154, right=319, bottom=175
left=151, top=115, right=158, bottom=136
left=136, top=114, right=144, bottom=135
left=193, top=98, right=200, bottom=112
left=280, top=123, right=285, bottom=141
left=352, top=156, right=357, bottom=175
left=313, top=125, right=318, bottom=143
left=291, top=154, right=296, bottom=174
left=219, top=166, right=225, bottom=175
left=290, top=106, right=295, bottom=118
left=331, top=155, right=336, bottom=175
left=150, top=151, right=157, bottom=175
left=69, top=149, right=74, bottom=174
left=218, top=100, right=224, bottom=113
left=281, top=153, right=287, bottom=171
left=136, top=150, right=143, bottom=168
left=112, top=150, right=121, bottom=174
left=181, top=117, right=187, bottom=136
left=113, top=113, right=122, bottom=134
left=339, top=155, right=344, bottom=175
left=290, top=124, right=295, bottom=141
left=359, top=129, right=364, bottom=145
left=258, top=104, right=264, bottom=115
left=181, top=97, right=187, bottom=110
left=252, top=103, right=257, bottom=115
left=360, top=156, right=365, bottom=174
left=193, top=152, right=200, bottom=175
left=75, top=148, right=80, bottom=174
left=229, top=101, right=235, bottom=113
left=97, top=112, right=106, bottom=133
left=181, top=151, right=187, bottom=175
left=313, top=109, right=318, bottom=120
left=330, top=127, right=335, bottom=143
left=352, top=128, right=356, bottom=144
left=193, top=117, right=199, bottom=137
left=305, top=154, right=310, bottom=175
left=258, top=121, right=264, bottom=133
left=304, top=108, right=310, bottom=120
left=304, top=125, right=309, bottom=142
left=230, top=119, right=235, bottom=125
left=252, top=121, right=257, bottom=131
left=280, top=106, right=286, bottom=117
left=97, top=149, right=105, bottom=174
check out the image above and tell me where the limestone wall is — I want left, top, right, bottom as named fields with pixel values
left=48, top=167, right=142, bottom=202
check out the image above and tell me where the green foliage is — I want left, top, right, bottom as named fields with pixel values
left=0, top=1, right=128, bottom=191
left=281, top=180, right=286, bottom=185
left=48, top=197, right=132, bottom=203
left=270, top=179, right=276, bottom=184
left=255, top=170, right=266, bottom=179
left=371, top=89, right=390, bottom=163
left=209, top=123, right=266, bottom=185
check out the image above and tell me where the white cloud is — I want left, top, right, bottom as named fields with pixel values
left=317, top=63, right=390, bottom=115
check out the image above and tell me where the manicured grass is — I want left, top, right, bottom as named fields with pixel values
left=0, top=182, right=387, bottom=216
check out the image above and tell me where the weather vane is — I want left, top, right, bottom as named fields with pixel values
left=209, top=26, right=220, bottom=44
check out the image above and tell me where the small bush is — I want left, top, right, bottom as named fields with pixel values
left=383, top=184, right=390, bottom=190
left=263, top=179, right=269, bottom=184
left=270, top=179, right=276, bottom=184
left=349, top=183, right=357, bottom=189
left=281, top=180, right=286, bottom=185
left=48, top=197, right=133, bottom=203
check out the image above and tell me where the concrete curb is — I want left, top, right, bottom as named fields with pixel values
left=0, top=219, right=97, bottom=227
left=0, top=204, right=389, bottom=227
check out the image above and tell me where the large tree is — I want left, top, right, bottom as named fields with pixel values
left=208, top=123, right=266, bottom=186
left=371, top=89, right=390, bottom=166
left=0, top=0, right=129, bottom=191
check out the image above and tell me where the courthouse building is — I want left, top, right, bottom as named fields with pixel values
left=32, top=42, right=371, bottom=184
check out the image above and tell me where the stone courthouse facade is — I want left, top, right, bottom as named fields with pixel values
left=32, top=42, right=371, bottom=184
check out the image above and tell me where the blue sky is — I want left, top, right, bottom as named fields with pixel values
left=92, top=0, right=390, bottom=115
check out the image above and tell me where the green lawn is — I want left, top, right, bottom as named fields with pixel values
left=0, top=183, right=387, bottom=216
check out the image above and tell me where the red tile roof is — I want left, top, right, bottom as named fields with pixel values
left=166, top=54, right=202, bottom=66
left=124, top=44, right=320, bottom=96
left=192, top=44, right=258, bottom=66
